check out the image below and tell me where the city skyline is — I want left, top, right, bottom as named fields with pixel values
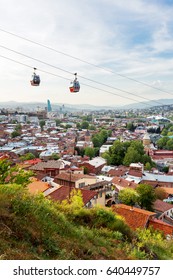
left=1, top=0, right=173, bottom=107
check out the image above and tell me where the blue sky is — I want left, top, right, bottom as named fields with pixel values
left=0, top=0, right=173, bottom=107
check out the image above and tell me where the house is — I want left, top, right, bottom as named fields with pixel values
left=153, top=199, right=173, bottom=223
left=78, top=157, right=106, bottom=174
left=99, top=144, right=112, bottom=156
left=111, top=176, right=137, bottom=191
left=27, top=179, right=50, bottom=195
left=112, top=204, right=173, bottom=237
left=54, top=172, right=97, bottom=188
left=29, top=160, right=69, bottom=177
left=82, top=180, right=112, bottom=207
left=46, top=186, right=99, bottom=208
left=112, top=204, right=156, bottom=230
left=148, top=219, right=173, bottom=237
left=108, top=166, right=128, bottom=177
left=59, top=166, right=84, bottom=175
left=128, top=163, right=144, bottom=178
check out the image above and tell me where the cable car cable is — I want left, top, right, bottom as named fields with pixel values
left=0, top=44, right=164, bottom=106
left=0, top=54, right=159, bottom=107
left=0, top=27, right=172, bottom=96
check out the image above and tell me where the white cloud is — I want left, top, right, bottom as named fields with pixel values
left=0, top=0, right=173, bottom=106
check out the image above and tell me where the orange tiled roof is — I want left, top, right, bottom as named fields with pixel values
left=112, top=204, right=156, bottom=230
left=159, top=187, right=173, bottom=196
left=27, top=180, right=50, bottom=194
left=149, top=219, right=173, bottom=236
left=23, top=158, right=42, bottom=165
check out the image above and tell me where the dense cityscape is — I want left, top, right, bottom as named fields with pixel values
left=1, top=99, right=173, bottom=260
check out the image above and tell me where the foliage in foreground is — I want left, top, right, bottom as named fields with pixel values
left=0, top=184, right=173, bottom=260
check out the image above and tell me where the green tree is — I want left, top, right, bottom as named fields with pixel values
left=161, top=128, right=168, bottom=136
left=100, top=129, right=109, bottom=143
left=92, top=135, right=102, bottom=148
left=11, top=130, right=21, bottom=138
left=166, top=139, right=173, bottom=150
left=66, top=124, right=72, bottom=129
left=102, top=152, right=112, bottom=165
left=127, top=122, right=135, bottom=132
left=123, top=147, right=141, bottom=166
left=84, top=147, right=95, bottom=159
left=94, top=147, right=99, bottom=157
left=162, top=166, right=169, bottom=173
left=89, top=124, right=96, bottom=130
left=157, top=137, right=169, bottom=149
left=136, top=184, right=156, bottom=211
left=76, top=122, right=81, bottom=129
left=155, top=187, right=167, bottom=200
left=39, top=120, right=45, bottom=131
left=145, top=162, right=152, bottom=171
left=141, top=154, right=153, bottom=165
left=51, top=153, right=60, bottom=160
left=130, top=140, right=144, bottom=155
left=55, top=119, right=61, bottom=126
left=109, top=141, right=129, bottom=165
left=0, top=160, right=32, bottom=186
left=118, top=188, right=138, bottom=206
left=15, top=124, right=22, bottom=131
left=81, top=121, right=89, bottom=129
left=20, top=153, right=35, bottom=162
left=169, top=126, right=173, bottom=132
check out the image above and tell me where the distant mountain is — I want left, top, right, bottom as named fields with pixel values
left=1, top=99, right=173, bottom=111
left=120, top=99, right=173, bottom=109
left=0, top=101, right=117, bottom=112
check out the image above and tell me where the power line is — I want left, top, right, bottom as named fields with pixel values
left=0, top=54, right=155, bottom=106
left=0, top=27, right=172, bottom=96
left=0, top=44, right=164, bottom=106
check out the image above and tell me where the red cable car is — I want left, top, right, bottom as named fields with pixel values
left=69, top=73, right=80, bottom=93
left=30, top=68, right=40, bottom=86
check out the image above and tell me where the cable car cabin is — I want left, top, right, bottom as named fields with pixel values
left=30, top=74, right=40, bottom=86
left=69, top=73, right=80, bottom=93
left=69, top=80, right=80, bottom=93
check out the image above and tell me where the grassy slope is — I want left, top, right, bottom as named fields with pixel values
left=0, top=184, right=173, bottom=260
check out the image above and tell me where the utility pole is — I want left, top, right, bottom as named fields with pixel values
left=69, top=170, right=72, bottom=200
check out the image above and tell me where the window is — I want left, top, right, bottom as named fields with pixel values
left=99, top=191, right=102, bottom=198
left=79, top=182, right=85, bottom=188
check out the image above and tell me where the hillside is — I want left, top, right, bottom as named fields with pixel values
left=0, top=184, right=173, bottom=260
left=1, top=98, right=173, bottom=111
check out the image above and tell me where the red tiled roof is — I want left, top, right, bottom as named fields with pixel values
left=112, top=204, right=156, bottom=230
left=149, top=219, right=173, bottom=236
left=111, top=176, right=137, bottom=189
left=23, top=158, right=42, bottom=165
left=128, top=170, right=143, bottom=178
left=47, top=186, right=97, bottom=205
left=108, top=169, right=127, bottom=177
left=54, top=172, right=95, bottom=182
left=30, top=160, right=63, bottom=171
left=153, top=199, right=173, bottom=213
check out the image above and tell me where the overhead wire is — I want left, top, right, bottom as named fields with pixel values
left=0, top=54, right=156, bottom=107
left=0, top=27, right=172, bottom=97
left=0, top=44, right=164, bottom=106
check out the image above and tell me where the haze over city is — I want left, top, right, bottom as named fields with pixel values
left=1, top=0, right=173, bottom=107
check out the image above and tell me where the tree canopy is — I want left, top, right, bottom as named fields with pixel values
left=106, top=140, right=154, bottom=167
left=136, top=184, right=156, bottom=211
left=0, top=160, right=33, bottom=187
